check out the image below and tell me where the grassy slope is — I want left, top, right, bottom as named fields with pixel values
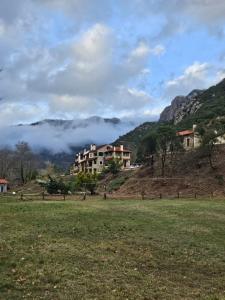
left=1, top=198, right=225, bottom=299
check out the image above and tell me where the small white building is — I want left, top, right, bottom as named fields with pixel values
left=177, top=124, right=225, bottom=150
left=0, top=179, right=8, bottom=193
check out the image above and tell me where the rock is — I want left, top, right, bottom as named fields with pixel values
left=159, top=89, right=204, bottom=124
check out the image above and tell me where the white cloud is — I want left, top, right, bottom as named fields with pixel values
left=165, top=62, right=211, bottom=98
left=137, top=0, right=225, bottom=37
left=0, top=119, right=137, bottom=153
left=150, top=45, right=165, bottom=56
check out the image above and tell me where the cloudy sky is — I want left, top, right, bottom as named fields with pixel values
left=1, top=0, right=225, bottom=126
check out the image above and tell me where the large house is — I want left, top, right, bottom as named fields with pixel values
left=73, top=144, right=131, bottom=174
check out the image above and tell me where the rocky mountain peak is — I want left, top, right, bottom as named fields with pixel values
left=159, top=89, right=204, bottom=124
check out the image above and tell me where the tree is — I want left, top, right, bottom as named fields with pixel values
left=197, top=123, right=225, bottom=170
left=156, top=125, right=177, bottom=177
left=0, top=148, right=14, bottom=179
left=137, top=131, right=157, bottom=167
left=107, top=158, right=122, bottom=175
left=76, top=172, right=98, bottom=195
left=15, top=142, right=39, bottom=184
left=45, top=176, right=69, bottom=194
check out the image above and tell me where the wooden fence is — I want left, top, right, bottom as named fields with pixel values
left=0, top=190, right=224, bottom=201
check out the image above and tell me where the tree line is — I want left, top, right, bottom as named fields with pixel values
left=0, top=142, right=42, bottom=185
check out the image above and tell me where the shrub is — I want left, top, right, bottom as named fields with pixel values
left=215, top=174, right=224, bottom=186
left=108, top=176, right=126, bottom=192
left=45, top=177, right=69, bottom=194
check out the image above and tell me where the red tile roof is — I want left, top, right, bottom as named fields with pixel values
left=176, top=130, right=194, bottom=136
left=0, top=179, right=8, bottom=184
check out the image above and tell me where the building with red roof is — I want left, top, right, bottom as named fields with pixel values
left=0, top=179, right=8, bottom=193
left=176, top=125, right=201, bottom=150
left=73, top=144, right=131, bottom=174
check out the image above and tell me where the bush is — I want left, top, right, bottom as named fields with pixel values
left=108, top=176, right=126, bottom=192
left=215, top=174, right=224, bottom=186
left=75, top=172, right=98, bottom=195
left=45, top=177, right=69, bottom=194
left=107, top=159, right=122, bottom=174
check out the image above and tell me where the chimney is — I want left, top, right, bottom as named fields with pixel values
left=90, top=144, right=96, bottom=151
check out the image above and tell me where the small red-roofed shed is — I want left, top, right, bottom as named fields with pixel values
left=0, top=179, right=8, bottom=193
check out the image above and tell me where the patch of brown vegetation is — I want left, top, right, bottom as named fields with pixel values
left=110, top=146, right=225, bottom=198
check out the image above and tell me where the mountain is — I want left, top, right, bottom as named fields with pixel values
left=114, top=78, right=225, bottom=161
left=159, top=89, right=204, bottom=124
left=160, top=78, right=225, bottom=128
left=176, top=78, right=225, bottom=129
left=29, top=116, right=121, bottom=128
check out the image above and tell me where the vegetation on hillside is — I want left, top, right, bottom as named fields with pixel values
left=115, top=78, right=225, bottom=168
left=177, top=78, right=225, bottom=130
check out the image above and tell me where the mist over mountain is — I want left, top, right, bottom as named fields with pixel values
left=0, top=116, right=136, bottom=153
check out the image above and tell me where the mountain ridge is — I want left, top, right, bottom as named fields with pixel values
left=115, top=77, right=225, bottom=160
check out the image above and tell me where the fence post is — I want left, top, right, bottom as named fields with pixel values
left=42, top=192, right=45, bottom=200
left=103, top=185, right=107, bottom=200
left=194, top=193, right=197, bottom=199
left=177, top=192, right=180, bottom=199
left=63, top=194, right=66, bottom=201
left=159, top=193, right=162, bottom=199
left=20, top=193, right=23, bottom=201
left=83, top=192, right=86, bottom=201
left=141, top=190, right=145, bottom=200
left=211, top=191, right=214, bottom=199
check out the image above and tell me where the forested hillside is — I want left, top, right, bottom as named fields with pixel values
left=115, top=78, right=225, bottom=162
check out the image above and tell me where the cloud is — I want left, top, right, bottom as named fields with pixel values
left=0, top=22, right=156, bottom=122
left=164, top=61, right=225, bottom=101
left=164, top=62, right=211, bottom=98
left=0, top=118, right=137, bottom=153
left=136, top=0, right=225, bottom=37
left=0, top=0, right=224, bottom=133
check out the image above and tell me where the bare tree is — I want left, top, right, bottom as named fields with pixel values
left=15, top=142, right=39, bottom=184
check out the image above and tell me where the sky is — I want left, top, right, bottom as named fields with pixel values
left=1, top=0, right=225, bottom=127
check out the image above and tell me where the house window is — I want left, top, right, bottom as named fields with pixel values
left=98, top=152, right=103, bottom=156
left=100, top=161, right=103, bottom=164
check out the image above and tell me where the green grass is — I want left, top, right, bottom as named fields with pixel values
left=1, top=197, right=225, bottom=299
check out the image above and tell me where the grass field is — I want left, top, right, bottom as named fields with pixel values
left=1, top=197, right=225, bottom=299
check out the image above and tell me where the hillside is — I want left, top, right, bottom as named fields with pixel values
left=114, top=78, right=225, bottom=162
left=177, top=78, right=225, bottom=129
left=99, top=145, right=225, bottom=197
left=113, top=122, right=158, bottom=160
left=160, top=78, right=225, bottom=129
